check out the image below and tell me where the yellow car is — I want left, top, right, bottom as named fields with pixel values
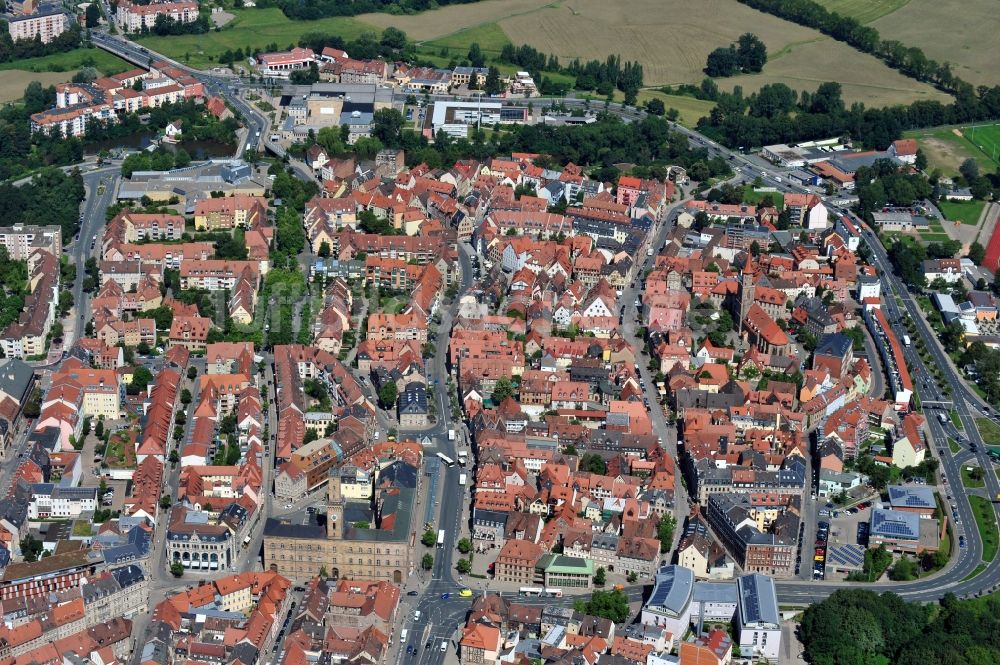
left=458, top=588, right=473, bottom=597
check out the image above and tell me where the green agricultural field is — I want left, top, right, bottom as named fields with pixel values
left=0, top=47, right=130, bottom=74
left=421, top=22, right=512, bottom=57
left=136, top=8, right=375, bottom=69
left=814, top=0, right=911, bottom=23
left=937, top=199, right=986, bottom=226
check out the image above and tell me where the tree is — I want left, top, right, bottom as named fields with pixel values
left=960, top=158, right=980, bottom=182
left=95, top=419, right=105, bottom=439
left=170, top=562, right=184, bottom=577
left=457, top=538, right=472, bottom=554
left=467, top=42, right=485, bottom=68
left=379, top=382, right=398, bottom=408
left=594, top=566, right=607, bottom=586
left=657, top=513, right=676, bottom=553
left=23, top=387, right=41, bottom=418
left=705, top=46, right=740, bottom=77
left=484, top=66, right=503, bottom=96
left=421, top=529, right=437, bottom=547
left=969, top=241, right=986, bottom=265
left=85, top=3, right=101, bottom=28
left=82, top=416, right=92, bottom=437
left=180, top=388, right=192, bottom=405
left=579, top=453, right=607, bottom=475
left=159, top=495, right=172, bottom=509
left=574, top=589, right=630, bottom=623
left=645, top=98, right=665, bottom=116
left=372, top=107, right=405, bottom=145
left=187, top=366, right=197, bottom=380
left=20, top=535, right=43, bottom=562
left=421, top=553, right=434, bottom=570
left=169, top=449, right=179, bottom=464
left=492, top=376, right=514, bottom=403
left=736, top=33, right=767, bottom=73
left=318, top=241, right=331, bottom=258
left=456, top=558, right=472, bottom=574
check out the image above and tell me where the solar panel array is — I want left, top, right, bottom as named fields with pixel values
left=649, top=567, right=676, bottom=607
left=827, top=544, right=865, bottom=568
left=871, top=509, right=919, bottom=539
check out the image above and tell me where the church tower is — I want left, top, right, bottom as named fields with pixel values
left=326, top=476, right=344, bottom=540
left=736, top=263, right=756, bottom=334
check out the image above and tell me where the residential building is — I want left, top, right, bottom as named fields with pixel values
left=116, top=0, right=199, bottom=33
left=6, top=10, right=68, bottom=44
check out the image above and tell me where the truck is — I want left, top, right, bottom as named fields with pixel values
left=457, top=449, right=468, bottom=466
left=459, top=473, right=467, bottom=486
left=448, top=429, right=456, bottom=442
left=903, top=334, right=911, bottom=347
left=436, top=530, right=445, bottom=547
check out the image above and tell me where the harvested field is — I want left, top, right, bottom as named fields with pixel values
left=813, top=0, right=911, bottom=23
left=363, top=0, right=941, bottom=103
left=359, top=0, right=554, bottom=40
left=717, top=38, right=951, bottom=107
left=872, top=0, right=1000, bottom=87
left=0, top=70, right=77, bottom=103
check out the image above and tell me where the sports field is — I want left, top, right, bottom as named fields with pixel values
left=135, top=8, right=373, bottom=69
left=907, top=124, right=1000, bottom=174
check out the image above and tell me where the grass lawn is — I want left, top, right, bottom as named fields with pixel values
left=636, top=90, right=716, bottom=128
left=742, top=186, right=784, bottom=209
left=961, top=465, right=986, bottom=488
left=976, top=418, right=1000, bottom=446
left=969, top=495, right=999, bottom=562
left=949, top=438, right=961, bottom=454
left=951, top=410, right=965, bottom=430
left=0, top=47, right=130, bottom=74
left=136, top=8, right=375, bottom=69
left=964, top=562, right=987, bottom=581
left=72, top=520, right=93, bottom=537
left=917, top=233, right=953, bottom=243
left=937, top=199, right=987, bottom=226
left=961, top=123, right=1000, bottom=169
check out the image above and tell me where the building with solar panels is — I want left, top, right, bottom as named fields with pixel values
left=736, top=573, right=781, bottom=663
left=640, top=565, right=694, bottom=638
left=887, top=485, right=937, bottom=517
left=869, top=507, right=940, bottom=554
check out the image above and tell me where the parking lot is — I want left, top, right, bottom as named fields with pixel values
left=812, top=499, right=875, bottom=580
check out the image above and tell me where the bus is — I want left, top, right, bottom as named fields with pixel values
left=519, top=587, right=544, bottom=597
left=437, top=529, right=445, bottom=547
left=544, top=588, right=563, bottom=598
left=903, top=334, right=911, bottom=347
left=437, top=452, right=455, bottom=466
